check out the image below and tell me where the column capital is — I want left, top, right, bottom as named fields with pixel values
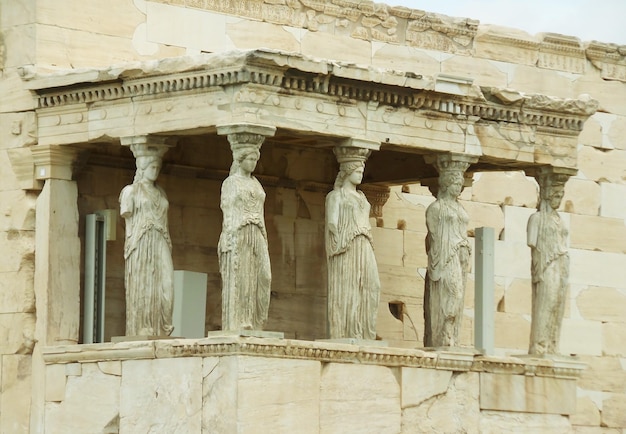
left=527, top=165, right=577, bottom=179
left=338, top=138, right=381, bottom=151
left=121, top=135, right=175, bottom=159
left=216, top=123, right=276, bottom=138
left=217, top=123, right=276, bottom=154
left=424, top=153, right=479, bottom=174
left=31, top=144, right=80, bottom=181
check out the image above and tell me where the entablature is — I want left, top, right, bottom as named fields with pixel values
left=26, top=49, right=597, bottom=175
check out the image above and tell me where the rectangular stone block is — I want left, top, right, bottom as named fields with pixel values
left=402, top=371, right=480, bottom=433
left=203, top=356, right=321, bottom=434
left=494, top=240, right=531, bottom=279
left=502, top=205, right=535, bottom=243
left=494, top=312, right=530, bottom=351
left=45, top=362, right=120, bottom=434
left=562, top=177, right=601, bottom=216
left=479, top=410, right=571, bottom=433
left=480, top=373, right=577, bottom=414
left=120, top=357, right=202, bottom=433
left=402, top=230, right=428, bottom=269
left=401, top=367, right=452, bottom=408
left=603, top=322, right=626, bottom=357
left=320, top=363, right=400, bottom=434
left=0, top=355, right=32, bottom=434
left=461, top=200, right=504, bottom=237
left=569, top=214, right=626, bottom=254
left=600, top=182, right=626, bottom=219
left=371, top=227, right=404, bottom=267
left=559, top=318, right=603, bottom=356
left=569, top=249, right=626, bottom=288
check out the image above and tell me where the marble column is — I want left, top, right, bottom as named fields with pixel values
left=326, top=139, right=381, bottom=340
left=423, top=153, right=477, bottom=348
left=120, top=136, right=175, bottom=337
left=29, top=144, right=80, bottom=432
left=526, top=167, right=573, bottom=356
left=216, top=124, right=276, bottom=332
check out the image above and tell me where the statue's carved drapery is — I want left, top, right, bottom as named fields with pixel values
left=120, top=136, right=174, bottom=337
left=217, top=124, right=276, bottom=331
left=527, top=168, right=572, bottom=355
left=326, top=141, right=381, bottom=340
left=423, top=154, right=477, bottom=347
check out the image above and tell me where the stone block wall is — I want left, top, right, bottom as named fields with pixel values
left=40, top=337, right=584, bottom=434
left=2, top=0, right=626, bottom=431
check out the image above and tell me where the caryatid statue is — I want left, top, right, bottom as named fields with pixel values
left=423, top=154, right=476, bottom=347
left=217, top=124, right=275, bottom=332
left=120, top=137, right=174, bottom=337
left=527, top=168, right=571, bottom=355
left=325, top=143, right=381, bottom=340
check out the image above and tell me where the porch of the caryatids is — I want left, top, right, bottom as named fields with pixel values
left=423, top=153, right=477, bottom=348
left=216, top=123, right=276, bottom=333
left=526, top=166, right=574, bottom=356
left=325, top=138, right=382, bottom=341
left=119, top=135, right=176, bottom=337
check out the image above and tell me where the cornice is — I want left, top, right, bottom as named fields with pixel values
left=32, top=50, right=597, bottom=134
left=585, top=41, right=626, bottom=82
left=42, top=337, right=586, bottom=380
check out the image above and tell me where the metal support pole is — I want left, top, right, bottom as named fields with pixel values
left=475, top=226, right=495, bottom=355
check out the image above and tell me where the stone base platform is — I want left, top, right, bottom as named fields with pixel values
left=41, top=337, right=585, bottom=433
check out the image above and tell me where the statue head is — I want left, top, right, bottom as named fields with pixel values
left=230, top=146, right=261, bottom=175
left=134, top=155, right=162, bottom=183
left=130, top=143, right=167, bottom=184
left=332, top=146, right=370, bottom=190
left=537, top=172, right=568, bottom=211
left=334, top=161, right=365, bottom=189
left=438, top=170, right=464, bottom=199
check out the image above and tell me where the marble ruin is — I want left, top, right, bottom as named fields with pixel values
left=527, top=168, right=572, bottom=355
left=326, top=143, right=381, bottom=340
left=120, top=137, right=175, bottom=337
left=2, top=0, right=626, bottom=432
left=423, top=154, right=476, bottom=348
left=217, top=124, right=275, bottom=332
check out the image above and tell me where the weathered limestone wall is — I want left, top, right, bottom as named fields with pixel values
left=1, top=0, right=626, bottom=432
left=40, top=337, right=584, bottom=434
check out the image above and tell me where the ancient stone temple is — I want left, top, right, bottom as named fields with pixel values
left=1, top=1, right=625, bottom=432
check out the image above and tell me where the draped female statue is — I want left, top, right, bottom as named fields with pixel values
left=527, top=171, right=570, bottom=355
left=218, top=140, right=271, bottom=331
left=325, top=147, right=380, bottom=340
left=424, top=159, right=471, bottom=347
left=120, top=143, right=174, bottom=336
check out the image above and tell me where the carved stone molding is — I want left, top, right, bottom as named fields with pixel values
left=586, top=41, right=626, bottom=82
left=538, top=33, right=586, bottom=74
left=359, top=184, right=391, bottom=218
left=32, top=50, right=597, bottom=135
left=121, top=135, right=176, bottom=157
left=41, top=337, right=586, bottom=379
left=30, top=144, right=80, bottom=182
left=217, top=123, right=277, bottom=152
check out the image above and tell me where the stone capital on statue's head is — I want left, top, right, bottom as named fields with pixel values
left=333, top=146, right=371, bottom=164
left=130, top=143, right=169, bottom=160
left=433, top=156, right=471, bottom=175
left=227, top=133, right=265, bottom=154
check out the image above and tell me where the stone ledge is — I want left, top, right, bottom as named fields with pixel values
left=42, top=337, right=585, bottom=379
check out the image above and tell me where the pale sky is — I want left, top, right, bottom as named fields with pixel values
left=387, top=0, right=626, bottom=45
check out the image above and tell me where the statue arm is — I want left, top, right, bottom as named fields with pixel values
left=325, top=191, right=342, bottom=255
left=527, top=212, right=539, bottom=248
left=119, top=185, right=134, bottom=219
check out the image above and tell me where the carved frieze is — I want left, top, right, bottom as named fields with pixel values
left=537, top=33, right=586, bottom=74
left=586, top=41, right=626, bottom=82
left=41, top=337, right=587, bottom=380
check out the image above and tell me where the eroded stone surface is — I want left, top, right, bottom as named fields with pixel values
left=320, top=363, right=401, bottom=434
